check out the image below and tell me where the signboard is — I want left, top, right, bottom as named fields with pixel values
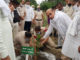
left=21, top=46, right=34, bottom=55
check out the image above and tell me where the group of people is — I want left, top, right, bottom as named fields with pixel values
left=0, top=0, right=80, bottom=60
left=43, top=0, right=80, bottom=60
left=0, top=0, right=49, bottom=60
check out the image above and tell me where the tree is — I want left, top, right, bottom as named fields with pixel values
left=40, top=0, right=66, bottom=11
left=40, top=1, right=57, bottom=11
left=30, top=0, right=38, bottom=8
left=55, top=0, right=66, bottom=5
left=17, top=0, right=38, bottom=9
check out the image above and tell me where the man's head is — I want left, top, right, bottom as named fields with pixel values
left=35, top=26, right=41, bottom=33
left=21, top=0, right=25, bottom=5
left=56, top=3, right=63, bottom=11
left=26, top=0, right=30, bottom=5
left=37, top=5, right=41, bottom=11
left=32, top=5, right=35, bottom=8
left=10, top=0, right=20, bottom=8
left=46, top=8, right=55, bottom=20
left=65, top=0, right=69, bottom=4
left=37, top=5, right=40, bottom=9
left=32, top=5, right=35, bottom=10
left=65, top=0, right=72, bottom=5
left=77, top=1, right=80, bottom=6
left=9, top=2, right=14, bottom=12
left=25, top=32, right=32, bottom=39
left=72, top=0, right=79, bottom=5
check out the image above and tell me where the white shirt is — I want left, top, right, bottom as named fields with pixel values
left=25, top=5, right=34, bottom=22
left=43, top=11, right=72, bottom=39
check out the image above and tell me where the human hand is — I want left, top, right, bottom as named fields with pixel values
left=18, top=22, right=21, bottom=26
left=32, top=20, right=36, bottom=24
left=20, top=16, right=24, bottom=20
left=1, top=56, right=10, bottom=60
left=40, top=38, right=45, bottom=42
left=78, top=46, right=80, bottom=53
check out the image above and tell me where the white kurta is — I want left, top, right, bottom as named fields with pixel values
left=43, top=11, right=72, bottom=39
left=62, top=11, right=80, bottom=60
left=0, top=0, right=16, bottom=60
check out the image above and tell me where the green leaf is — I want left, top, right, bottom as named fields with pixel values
left=17, top=0, right=22, bottom=3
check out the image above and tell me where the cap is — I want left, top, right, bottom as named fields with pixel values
left=37, top=5, right=40, bottom=8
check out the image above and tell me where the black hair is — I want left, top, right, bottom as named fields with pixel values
left=25, top=32, right=32, bottom=38
left=57, top=2, right=63, bottom=6
left=10, top=0, right=20, bottom=5
left=35, top=26, right=41, bottom=31
left=52, top=6, right=57, bottom=10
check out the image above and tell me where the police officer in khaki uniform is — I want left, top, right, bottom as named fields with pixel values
left=35, top=6, right=44, bottom=27
left=17, top=0, right=26, bottom=31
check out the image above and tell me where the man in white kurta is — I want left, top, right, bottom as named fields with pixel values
left=56, top=4, right=64, bottom=48
left=41, top=8, right=72, bottom=45
left=0, top=0, right=16, bottom=60
left=62, top=11, right=80, bottom=60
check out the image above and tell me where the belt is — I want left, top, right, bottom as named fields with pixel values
left=36, top=19, right=42, bottom=21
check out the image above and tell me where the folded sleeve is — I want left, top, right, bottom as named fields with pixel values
left=43, top=23, right=53, bottom=39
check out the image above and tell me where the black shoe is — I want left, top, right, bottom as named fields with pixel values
left=55, top=46, right=62, bottom=49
